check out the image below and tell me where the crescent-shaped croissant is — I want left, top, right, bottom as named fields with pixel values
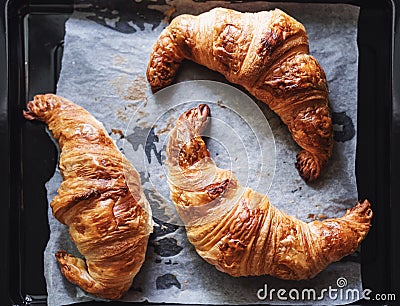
left=147, top=7, right=333, bottom=181
left=23, top=94, right=153, bottom=299
left=165, top=104, right=372, bottom=280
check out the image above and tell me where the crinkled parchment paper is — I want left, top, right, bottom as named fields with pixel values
left=43, top=1, right=363, bottom=305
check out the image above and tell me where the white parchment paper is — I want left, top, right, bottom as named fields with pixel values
left=43, top=1, right=363, bottom=305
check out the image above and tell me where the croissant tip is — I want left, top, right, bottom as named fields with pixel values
left=22, top=109, right=35, bottom=121
left=198, top=103, right=210, bottom=116
left=55, top=250, right=69, bottom=260
left=356, top=199, right=372, bottom=213
left=179, top=104, right=210, bottom=122
left=295, top=154, right=320, bottom=183
left=344, top=199, right=373, bottom=223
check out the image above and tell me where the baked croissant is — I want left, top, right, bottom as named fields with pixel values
left=165, top=104, right=372, bottom=279
left=147, top=7, right=333, bottom=181
left=23, top=94, right=152, bottom=299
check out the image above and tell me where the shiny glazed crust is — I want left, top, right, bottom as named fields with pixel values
left=166, top=104, right=372, bottom=279
left=147, top=7, right=333, bottom=181
left=23, top=94, right=152, bottom=300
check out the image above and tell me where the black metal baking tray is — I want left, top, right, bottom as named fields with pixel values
left=1, top=0, right=399, bottom=305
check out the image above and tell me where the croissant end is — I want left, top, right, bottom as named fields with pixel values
left=295, top=150, right=324, bottom=182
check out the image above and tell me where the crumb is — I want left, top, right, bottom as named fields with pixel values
left=217, top=99, right=227, bottom=109
left=137, top=110, right=150, bottom=118
left=111, top=128, right=124, bottom=138
left=123, top=76, right=148, bottom=101
left=113, top=54, right=127, bottom=66
left=157, top=116, right=176, bottom=134
left=116, top=103, right=139, bottom=122
left=138, top=121, right=152, bottom=129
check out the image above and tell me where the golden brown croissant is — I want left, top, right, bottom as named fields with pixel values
left=165, top=104, right=372, bottom=280
left=23, top=94, right=152, bottom=299
left=147, top=7, right=333, bottom=181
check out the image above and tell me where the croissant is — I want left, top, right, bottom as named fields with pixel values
left=23, top=94, right=152, bottom=299
left=147, top=7, right=333, bottom=181
left=165, top=104, right=372, bottom=279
